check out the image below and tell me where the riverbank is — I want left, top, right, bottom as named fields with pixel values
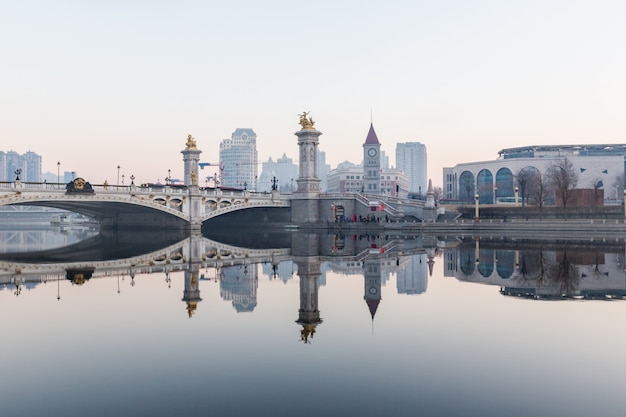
left=299, top=217, right=626, bottom=239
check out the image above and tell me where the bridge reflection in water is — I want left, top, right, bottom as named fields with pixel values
left=2, top=229, right=626, bottom=338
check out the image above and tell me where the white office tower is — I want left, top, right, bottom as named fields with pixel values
left=219, top=128, right=258, bottom=189
left=396, top=142, right=427, bottom=196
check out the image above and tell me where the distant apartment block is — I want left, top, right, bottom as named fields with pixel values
left=258, top=153, right=299, bottom=192
left=219, top=128, right=258, bottom=189
left=0, top=150, right=42, bottom=182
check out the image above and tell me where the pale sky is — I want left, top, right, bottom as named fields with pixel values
left=2, top=0, right=625, bottom=186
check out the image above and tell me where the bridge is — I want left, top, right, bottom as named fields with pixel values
left=0, top=126, right=434, bottom=229
left=0, top=181, right=291, bottom=229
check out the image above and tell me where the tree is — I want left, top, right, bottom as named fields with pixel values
left=516, top=168, right=531, bottom=206
left=432, top=186, right=443, bottom=204
left=545, top=157, right=578, bottom=217
left=516, top=167, right=541, bottom=206
left=529, top=170, right=547, bottom=211
left=590, top=177, right=604, bottom=206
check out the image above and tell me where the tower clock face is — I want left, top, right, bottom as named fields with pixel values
left=369, top=287, right=378, bottom=295
left=368, top=148, right=377, bottom=157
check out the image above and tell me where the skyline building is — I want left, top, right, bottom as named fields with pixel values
left=0, top=150, right=42, bottom=182
left=396, top=142, right=427, bottom=196
left=258, top=153, right=299, bottom=192
left=219, top=128, right=258, bottom=189
left=443, top=144, right=626, bottom=204
left=325, top=161, right=408, bottom=197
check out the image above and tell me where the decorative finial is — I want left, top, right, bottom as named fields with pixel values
left=298, top=111, right=315, bottom=130
left=186, top=134, right=197, bottom=149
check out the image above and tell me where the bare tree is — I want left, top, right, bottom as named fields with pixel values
left=432, top=186, right=443, bottom=204
left=590, top=177, right=604, bottom=206
left=516, top=168, right=532, bottom=206
left=545, top=157, right=578, bottom=217
left=529, top=170, right=547, bottom=211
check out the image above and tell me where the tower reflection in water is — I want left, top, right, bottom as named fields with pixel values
left=2, top=230, right=626, bottom=342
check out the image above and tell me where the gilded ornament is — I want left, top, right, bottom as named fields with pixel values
left=298, top=111, right=315, bottom=130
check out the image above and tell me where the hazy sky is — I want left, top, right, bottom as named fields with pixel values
left=2, top=0, right=625, bottom=186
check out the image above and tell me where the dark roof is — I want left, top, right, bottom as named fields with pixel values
left=364, top=123, right=380, bottom=145
left=366, top=299, right=380, bottom=319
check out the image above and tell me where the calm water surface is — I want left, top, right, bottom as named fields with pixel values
left=2, top=229, right=626, bottom=417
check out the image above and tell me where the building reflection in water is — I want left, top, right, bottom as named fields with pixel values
left=4, top=231, right=626, bottom=342
left=445, top=237, right=626, bottom=300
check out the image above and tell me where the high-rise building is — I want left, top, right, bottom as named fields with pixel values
left=1, top=150, right=42, bottom=182
left=396, top=142, right=427, bottom=196
left=22, top=151, right=42, bottom=183
left=219, top=128, right=258, bottom=189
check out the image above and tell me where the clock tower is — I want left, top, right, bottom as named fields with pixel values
left=363, top=123, right=381, bottom=194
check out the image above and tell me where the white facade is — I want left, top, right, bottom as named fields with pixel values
left=396, top=142, right=427, bottom=195
left=326, top=162, right=408, bottom=198
left=443, top=151, right=625, bottom=204
left=219, top=128, right=258, bottom=189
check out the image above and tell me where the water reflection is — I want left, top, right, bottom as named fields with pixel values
left=449, top=237, right=626, bottom=299
left=4, top=229, right=626, bottom=416
left=3, top=229, right=626, bottom=310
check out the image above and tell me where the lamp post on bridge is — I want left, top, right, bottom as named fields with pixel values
left=122, top=174, right=125, bottom=186
left=57, top=162, right=60, bottom=189
left=117, top=165, right=120, bottom=188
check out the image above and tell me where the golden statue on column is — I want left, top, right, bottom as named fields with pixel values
left=298, top=111, right=315, bottom=130
left=185, top=134, right=197, bottom=149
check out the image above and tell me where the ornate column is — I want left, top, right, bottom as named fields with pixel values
left=291, top=112, right=322, bottom=223
left=181, top=134, right=203, bottom=231
left=294, top=112, right=322, bottom=195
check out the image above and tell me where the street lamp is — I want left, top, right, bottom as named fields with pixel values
left=130, top=175, right=135, bottom=185
left=514, top=186, right=519, bottom=207
left=474, top=193, right=479, bottom=223
left=57, top=162, right=61, bottom=189
left=117, top=165, right=120, bottom=187
left=122, top=174, right=125, bottom=185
